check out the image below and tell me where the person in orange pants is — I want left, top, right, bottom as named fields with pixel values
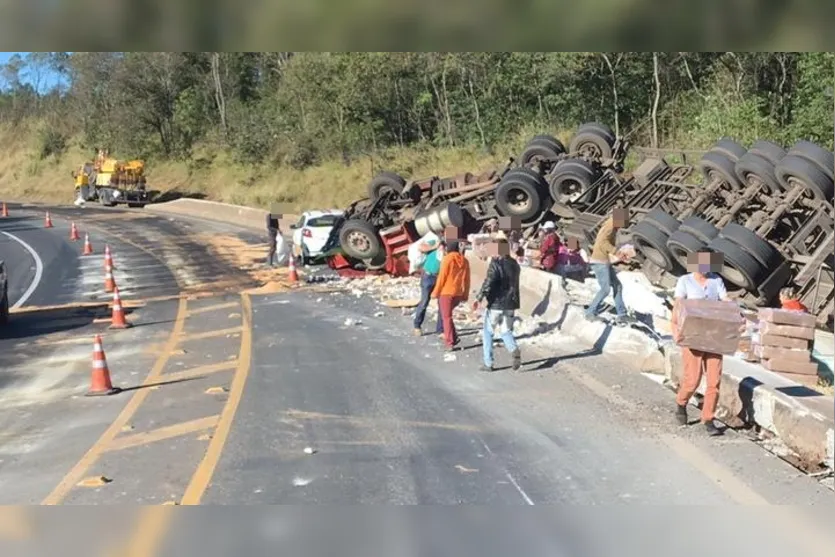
left=671, top=251, right=731, bottom=437
left=431, top=240, right=470, bottom=351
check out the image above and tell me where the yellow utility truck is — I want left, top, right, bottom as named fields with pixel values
left=73, top=149, right=150, bottom=208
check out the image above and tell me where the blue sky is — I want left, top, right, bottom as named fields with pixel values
left=0, top=51, right=68, bottom=92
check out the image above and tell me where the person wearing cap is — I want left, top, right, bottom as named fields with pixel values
left=539, top=221, right=561, bottom=273
left=431, top=239, right=470, bottom=351
left=412, top=234, right=445, bottom=337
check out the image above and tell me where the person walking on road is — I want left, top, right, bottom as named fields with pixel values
left=413, top=235, right=445, bottom=337
left=584, top=208, right=631, bottom=324
left=265, top=212, right=281, bottom=267
left=474, top=237, right=521, bottom=372
left=431, top=240, right=470, bottom=351
left=671, top=250, right=731, bottom=437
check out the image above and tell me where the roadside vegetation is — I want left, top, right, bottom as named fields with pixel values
left=0, top=52, right=832, bottom=211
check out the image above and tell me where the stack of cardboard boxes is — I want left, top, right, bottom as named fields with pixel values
left=753, top=308, right=818, bottom=385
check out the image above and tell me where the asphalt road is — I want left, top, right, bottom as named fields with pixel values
left=1, top=203, right=834, bottom=556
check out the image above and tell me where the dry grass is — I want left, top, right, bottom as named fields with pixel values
left=0, top=121, right=576, bottom=212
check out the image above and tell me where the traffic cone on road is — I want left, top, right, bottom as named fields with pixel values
left=109, top=286, right=131, bottom=329
left=69, top=222, right=80, bottom=241
left=104, top=245, right=116, bottom=270
left=104, top=265, right=116, bottom=293
left=44, top=211, right=53, bottom=228
left=287, top=254, right=299, bottom=283
left=86, top=335, right=120, bottom=396
left=1, top=202, right=8, bottom=217
left=82, top=234, right=94, bottom=255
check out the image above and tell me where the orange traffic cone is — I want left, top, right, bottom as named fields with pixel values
left=87, top=335, right=120, bottom=396
left=104, top=245, right=116, bottom=270
left=1, top=202, right=8, bottom=217
left=70, top=222, right=80, bottom=241
left=82, top=233, right=93, bottom=255
left=104, top=265, right=115, bottom=293
left=44, top=211, right=53, bottom=228
left=109, top=286, right=131, bottom=329
left=287, top=254, right=299, bottom=282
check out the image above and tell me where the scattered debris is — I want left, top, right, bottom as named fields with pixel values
left=344, top=318, right=362, bottom=327
left=443, top=353, right=457, bottom=362
left=77, top=475, right=112, bottom=488
left=121, top=424, right=135, bottom=432
left=303, top=447, right=316, bottom=455
left=228, top=312, right=241, bottom=318
left=292, top=477, right=312, bottom=487
left=373, top=311, right=385, bottom=317
left=455, top=464, right=479, bottom=473
left=205, top=386, right=228, bottom=395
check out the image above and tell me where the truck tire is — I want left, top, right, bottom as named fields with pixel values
left=666, top=229, right=707, bottom=269
left=787, top=140, right=834, bottom=182
left=748, top=140, right=786, bottom=167
left=679, top=216, right=719, bottom=244
left=706, top=236, right=769, bottom=291
left=718, top=222, right=784, bottom=270
left=520, top=135, right=566, bottom=165
left=642, top=207, right=681, bottom=236
left=709, top=137, right=747, bottom=162
left=367, top=171, right=406, bottom=201
left=548, top=158, right=598, bottom=204
left=0, top=289, right=8, bottom=326
left=577, top=122, right=616, bottom=144
left=698, top=151, right=743, bottom=190
left=734, top=152, right=783, bottom=193
left=569, top=128, right=615, bottom=160
left=495, top=169, right=547, bottom=222
left=630, top=220, right=677, bottom=271
left=775, top=154, right=835, bottom=202
left=339, top=219, right=384, bottom=261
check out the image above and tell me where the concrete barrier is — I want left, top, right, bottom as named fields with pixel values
left=146, top=198, right=298, bottom=232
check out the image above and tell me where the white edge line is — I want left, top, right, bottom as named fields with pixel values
left=1, top=230, right=44, bottom=308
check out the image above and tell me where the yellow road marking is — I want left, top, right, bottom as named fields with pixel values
left=105, top=415, right=220, bottom=453
left=185, top=301, right=240, bottom=316
left=40, top=297, right=188, bottom=505
left=160, top=360, right=238, bottom=383
left=178, top=326, right=242, bottom=342
left=180, top=293, right=253, bottom=505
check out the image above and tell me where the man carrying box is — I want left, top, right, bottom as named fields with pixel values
left=671, top=250, right=733, bottom=437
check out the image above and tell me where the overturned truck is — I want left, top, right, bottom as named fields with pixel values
left=323, top=124, right=834, bottom=328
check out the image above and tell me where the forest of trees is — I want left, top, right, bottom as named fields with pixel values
left=0, top=52, right=832, bottom=172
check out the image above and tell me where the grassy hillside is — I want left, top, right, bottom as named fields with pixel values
left=0, top=122, right=571, bottom=211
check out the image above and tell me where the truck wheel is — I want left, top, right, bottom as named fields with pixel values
left=748, top=140, right=786, bottom=167
left=709, top=138, right=747, bottom=162
left=577, top=122, right=616, bottom=144
left=548, top=158, right=598, bottom=204
left=706, top=236, right=769, bottom=291
left=367, top=171, right=406, bottom=201
left=698, top=151, right=743, bottom=190
left=630, top=220, right=678, bottom=271
left=775, top=154, right=834, bottom=201
left=679, top=216, right=719, bottom=244
left=734, top=152, right=783, bottom=193
left=339, top=219, right=384, bottom=261
left=642, top=207, right=681, bottom=236
left=787, top=140, right=834, bottom=181
left=0, top=290, right=8, bottom=325
left=495, top=170, right=546, bottom=222
left=519, top=136, right=565, bottom=166
left=569, top=128, right=615, bottom=160
left=666, top=229, right=707, bottom=270
left=718, top=223, right=784, bottom=270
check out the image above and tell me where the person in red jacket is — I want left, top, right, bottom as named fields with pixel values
left=779, top=287, right=808, bottom=311
left=539, top=221, right=561, bottom=273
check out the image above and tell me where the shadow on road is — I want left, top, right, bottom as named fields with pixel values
left=2, top=304, right=137, bottom=341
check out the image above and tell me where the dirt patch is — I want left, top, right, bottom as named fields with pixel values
left=244, top=281, right=293, bottom=295
left=197, top=233, right=304, bottom=292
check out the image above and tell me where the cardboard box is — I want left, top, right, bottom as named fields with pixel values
left=759, top=321, right=816, bottom=340
left=760, top=358, right=820, bottom=376
left=676, top=298, right=743, bottom=355
left=759, top=333, right=811, bottom=350
left=754, top=344, right=811, bottom=362
left=758, top=308, right=817, bottom=328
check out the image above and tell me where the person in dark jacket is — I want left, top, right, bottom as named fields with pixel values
left=473, top=237, right=522, bottom=372
left=266, top=213, right=280, bottom=267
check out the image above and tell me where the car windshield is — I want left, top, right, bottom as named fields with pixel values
left=307, top=215, right=340, bottom=227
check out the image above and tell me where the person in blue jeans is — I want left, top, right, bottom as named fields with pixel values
left=413, top=235, right=444, bottom=336
left=473, top=238, right=521, bottom=372
left=584, top=209, right=633, bottom=324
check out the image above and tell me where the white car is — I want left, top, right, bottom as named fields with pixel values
left=290, top=210, right=344, bottom=265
